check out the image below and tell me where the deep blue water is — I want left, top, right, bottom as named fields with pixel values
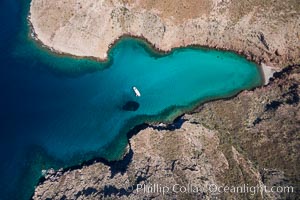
left=0, top=0, right=263, bottom=199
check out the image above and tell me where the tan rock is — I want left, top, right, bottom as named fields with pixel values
left=33, top=65, right=299, bottom=200
left=29, top=0, right=300, bottom=67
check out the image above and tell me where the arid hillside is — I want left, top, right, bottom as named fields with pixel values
left=30, top=0, right=300, bottom=67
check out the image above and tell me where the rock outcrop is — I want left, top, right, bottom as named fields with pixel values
left=33, top=65, right=299, bottom=199
left=29, top=0, right=300, bottom=68
left=29, top=0, right=300, bottom=199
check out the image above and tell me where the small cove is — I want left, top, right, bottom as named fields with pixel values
left=0, top=0, right=263, bottom=199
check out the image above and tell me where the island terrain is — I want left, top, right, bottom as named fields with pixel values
left=29, top=0, right=299, bottom=199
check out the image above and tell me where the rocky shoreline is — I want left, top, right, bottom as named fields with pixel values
left=28, top=26, right=274, bottom=84
left=33, top=65, right=299, bottom=200
left=29, top=0, right=299, bottom=199
left=29, top=0, right=300, bottom=68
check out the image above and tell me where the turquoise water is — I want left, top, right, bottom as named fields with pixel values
left=0, top=0, right=262, bottom=199
left=20, top=37, right=263, bottom=159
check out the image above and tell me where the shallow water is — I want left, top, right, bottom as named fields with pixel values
left=0, top=0, right=262, bottom=199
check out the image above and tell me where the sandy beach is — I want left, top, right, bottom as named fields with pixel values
left=261, top=63, right=276, bottom=85
left=28, top=1, right=300, bottom=199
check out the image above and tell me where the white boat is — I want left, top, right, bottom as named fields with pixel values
left=132, top=86, right=141, bottom=97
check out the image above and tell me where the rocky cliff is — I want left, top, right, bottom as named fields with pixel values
left=33, top=65, right=299, bottom=199
left=30, top=0, right=300, bottom=68
left=29, top=0, right=300, bottom=199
